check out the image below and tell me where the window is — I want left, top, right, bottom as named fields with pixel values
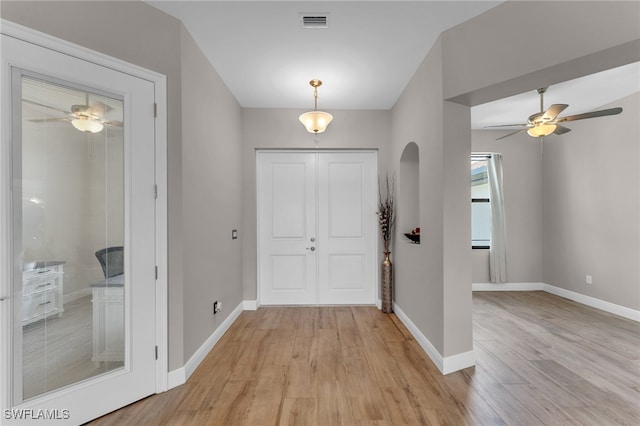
left=472, top=154, right=491, bottom=248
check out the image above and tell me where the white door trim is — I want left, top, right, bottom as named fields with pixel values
left=0, top=19, right=168, bottom=406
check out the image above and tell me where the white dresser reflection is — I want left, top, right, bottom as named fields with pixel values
left=22, top=261, right=65, bottom=326
left=91, top=275, right=124, bottom=366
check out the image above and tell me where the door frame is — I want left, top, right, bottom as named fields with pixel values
left=0, top=19, right=169, bottom=411
left=256, top=149, right=379, bottom=307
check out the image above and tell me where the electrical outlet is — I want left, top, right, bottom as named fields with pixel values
left=586, top=275, right=593, bottom=284
left=213, top=301, right=219, bottom=315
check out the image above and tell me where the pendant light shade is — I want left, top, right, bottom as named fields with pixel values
left=299, top=79, right=333, bottom=134
left=299, top=110, right=333, bottom=134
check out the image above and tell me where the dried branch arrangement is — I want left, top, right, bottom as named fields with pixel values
left=377, top=174, right=395, bottom=253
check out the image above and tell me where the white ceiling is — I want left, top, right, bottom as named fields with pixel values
left=147, top=1, right=639, bottom=129
left=471, top=62, right=640, bottom=130
left=147, top=0, right=502, bottom=109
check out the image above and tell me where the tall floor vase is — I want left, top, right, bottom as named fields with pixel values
left=381, top=251, right=393, bottom=313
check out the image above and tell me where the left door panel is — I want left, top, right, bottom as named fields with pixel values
left=1, top=34, right=156, bottom=424
left=257, top=152, right=318, bottom=305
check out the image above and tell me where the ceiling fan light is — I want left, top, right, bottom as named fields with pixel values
left=71, top=116, right=104, bottom=133
left=299, top=110, right=333, bottom=134
left=527, top=123, right=556, bottom=137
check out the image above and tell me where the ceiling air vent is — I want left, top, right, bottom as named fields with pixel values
left=301, top=14, right=328, bottom=28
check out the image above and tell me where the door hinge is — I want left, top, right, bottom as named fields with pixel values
left=154, top=103, right=157, bottom=118
left=155, top=265, right=158, bottom=280
left=155, top=345, right=158, bottom=360
left=154, top=184, right=158, bottom=199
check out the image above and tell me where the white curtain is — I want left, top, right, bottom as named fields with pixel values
left=487, top=154, right=507, bottom=283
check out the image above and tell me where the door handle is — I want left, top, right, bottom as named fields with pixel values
left=306, top=247, right=316, bottom=252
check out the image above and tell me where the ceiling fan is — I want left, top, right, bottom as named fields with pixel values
left=25, top=95, right=123, bottom=134
left=486, top=87, right=623, bottom=140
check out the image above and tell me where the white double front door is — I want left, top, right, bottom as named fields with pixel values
left=258, top=151, right=378, bottom=305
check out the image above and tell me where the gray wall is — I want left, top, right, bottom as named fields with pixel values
left=471, top=130, right=544, bottom=284
left=390, top=40, right=446, bottom=353
left=443, top=1, right=640, bottom=106
left=471, top=91, right=639, bottom=314
left=390, top=0, right=640, bottom=361
left=543, top=93, right=640, bottom=310
left=241, top=108, right=392, bottom=301
left=180, top=27, right=244, bottom=360
left=1, top=0, right=245, bottom=370
left=390, top=38, right=474, bottom=358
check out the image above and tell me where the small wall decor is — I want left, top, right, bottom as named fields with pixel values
left=404, top=227, right=420, bottom=243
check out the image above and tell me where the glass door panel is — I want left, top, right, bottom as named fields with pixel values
left=17, top=74, right=125, bottom=401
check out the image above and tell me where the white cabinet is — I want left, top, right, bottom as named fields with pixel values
left=22, top=262, right=64, bottom=326
left=91, top=275, right=124, bottom=365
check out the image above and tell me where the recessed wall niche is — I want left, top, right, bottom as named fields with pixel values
left=399, top=142, right=420, bottom=244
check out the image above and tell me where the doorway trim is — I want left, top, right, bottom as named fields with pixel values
left=0, top=19, right=169, bottom=404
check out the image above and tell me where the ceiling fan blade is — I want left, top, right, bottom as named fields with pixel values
left=23, top=99, right=71, bottom=115
left=496, top=128, right=527, bottom=140
left=102, top=120, right=123, bottom=128
left=27, top=118, right=70, bottom=123
left=542, top=104, right=569, bottom=121
left=553, top=125, right=572, bottom=135
left=484, top=123, right=528, bottom=128
left=557, top=107, right=623, bottom=123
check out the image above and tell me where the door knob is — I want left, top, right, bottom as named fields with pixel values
left=306, top=246, right=316, bottom=251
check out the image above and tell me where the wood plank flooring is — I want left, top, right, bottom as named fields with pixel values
left=23, top=295, right=122, bottom=400
left=89, top=291, right=640, bottom=425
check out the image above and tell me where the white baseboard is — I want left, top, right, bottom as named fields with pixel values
left=376, top=299, right=382, bottom=310
left=543, top=284, right=640, bottom=322
left=393, top=303, right=474, bottom=375
left=243, top=300, right=258, bottom=310
left=473, top=282, right=639, bottom=322
left=182, top=301, right=244, bottom=382
left=472, top=282, right=544, bottom=291
left=63, top=287, right=93, bottom=304
left=472, top=283, right=640, bottom=322
left=167, top=367, right=185, bottom=390
left=442, top=349, right=475, bottom=375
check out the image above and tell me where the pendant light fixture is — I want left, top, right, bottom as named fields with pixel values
left=299, top=79, right=333, bottom=134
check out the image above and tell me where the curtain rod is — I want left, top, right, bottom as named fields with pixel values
left=471, top=153, right=493, bottom=159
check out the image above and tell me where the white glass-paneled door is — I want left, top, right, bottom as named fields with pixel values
left=1, top=32, right=163, bottom=424
left=257, top=151, right=378, bottom=306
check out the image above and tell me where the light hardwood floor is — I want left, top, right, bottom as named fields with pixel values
left=23, top=295, right=122, bottom=400
left=89, top=291, right=640, bottom=425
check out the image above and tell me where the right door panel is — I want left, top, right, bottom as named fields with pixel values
left=318, top=152, right=377, bottom=304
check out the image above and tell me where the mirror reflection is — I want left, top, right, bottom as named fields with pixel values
left=19, top=75, right=125, bottom=400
